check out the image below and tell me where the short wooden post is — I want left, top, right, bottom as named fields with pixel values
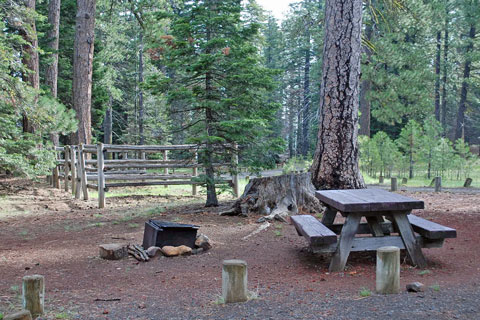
left=79, top=144, right=89, bottom=200
left=97, top=143, right=106, bottom=208
left=74, top=147, right=82, bottom=199
left=232, top=143, right=239, bottom=198
left=222, top=260, right=248, bottom=303
left=390, top=177, right=398, bottom=192
left=53, top=162, right=60, bottom=189
left=4, top=310, right=32, bottom=320
left=64, top=146, right=70, bottom=192
left=22, top=275, right=44, bottom=318
left=402, top=177, right=408, bottom=185
left=376, top=246, right=400, bottom=294
left=379, top=175, right=384, bottom=184
left=464, top=178, right=472, bottom=188
left=434, top=176, right=442, bottom=192
left=192, top=151, right=198, bottom=196
left=163, top=150, right=168, bottom=188
left=70, top=146, right=77, bottom=193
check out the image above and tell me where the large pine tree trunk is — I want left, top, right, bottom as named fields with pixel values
left=455, top=24, right=475, bottom=141
left=46, top=0, right=61, bottom=145
left=138, top=32, right=145, bottom=145
left=72, top=0, right=96, bottom=145
left=434, top=31, right=441, bottom=122
left=221, top=173, right=323, bottom=220
left=441, top=6, right=449, bottom=136
left=302, top=30, right=311, bottom=157
left=310, top=0, right=365, bottom=190
left=359, top=21, right=373, bottom=137
left=21, top=0, right=40, bottom=134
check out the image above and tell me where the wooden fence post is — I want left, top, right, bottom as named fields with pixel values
left=22, top=275, right=44, bottom=317
left=390, top=177, right=398, bottom=192
left=70, top=146, right=77, bottom=193
left=74, top=146, right=82, bottom=199
left=232, top=144, right=239, bottom=198
left=53, top=149, right=60, bottom=189
left=192, top=151, right=198, bottom=196
left=222, top=260, right=248, bottom=303
left=64, top=146, right=70, bottom=192
left=434, top=176, right=442, bottom=192
left=97, top=143, right=106, bottom=208
left=79, top=144, right=89, bottom=200
left=163, top=150, right=168, bottom=188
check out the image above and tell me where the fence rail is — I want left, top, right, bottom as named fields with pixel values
left=50, top=143, right=239, bottom=208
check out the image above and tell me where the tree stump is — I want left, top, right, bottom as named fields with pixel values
left=220, top=173, right=324, bottom=221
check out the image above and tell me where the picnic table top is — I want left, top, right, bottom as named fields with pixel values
left=315, top=188, right=424, bottom=213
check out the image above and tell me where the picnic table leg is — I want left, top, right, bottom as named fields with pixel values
left=392, top=212, right=427, bottom=268
left=321, top=206, right=337, bottom=226
left=329, top=213, right=361, bottom=272
left=366, top=216, right=384, bottom=237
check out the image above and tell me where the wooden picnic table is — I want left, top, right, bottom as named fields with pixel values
left=291, top=188, right=456, bottom=272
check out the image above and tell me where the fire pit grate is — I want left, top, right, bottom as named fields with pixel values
left=142, top=220, right=200, bottom=249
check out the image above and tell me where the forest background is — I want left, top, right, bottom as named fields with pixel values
left=1, top=0, right=479, bottom=187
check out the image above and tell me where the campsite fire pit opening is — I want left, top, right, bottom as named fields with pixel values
left=142, top=220, right=200, bottom=249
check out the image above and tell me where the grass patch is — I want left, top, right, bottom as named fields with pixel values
left=274, top=230, right=282, bottom=237
left=359, top=287, right=372, bottom=297
left=10, top=285, right=19, bottom=292
left=213, top=296, right=225, bottom=305
left=315, top=213, right=323, bottom=219
left=128, top=223, right=139, bottom=228
left=0, top=312, right=3, bottom=320
left=430, top=284, right=440, bottom=291
left=418, top=270, right=432, bottom=276
left=275, top=224, right=283, bottom=229
left=18, top=230, right=28, bottom=237
left=55, top=312, right=70, bottom=319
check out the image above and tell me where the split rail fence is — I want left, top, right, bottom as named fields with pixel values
left=50, top=143, right=239, bottom=208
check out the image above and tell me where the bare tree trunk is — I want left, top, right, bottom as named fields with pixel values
left=302, top=30, right=311, bottom=157
left=434, top=31, right=441, bottom=122
left=359, top=21, right=373, bottom=137
left=288, top=101, right=295, bottom=158
left=72, top=0, right=96, bottom=145
left=204, top=3, right=218, bottom=207
left=441, top=4, right=449, bottom=136
left=46, top=0, right=61, bottom=145
left=21, top=0, right=40, bottom=134
left=310, top=0, right=365, bottom=190
left=296, top=102, right=303, bottom=156
left=455, top=24, right=475, bottom=141
left=138, top=32, right=145, bottom=145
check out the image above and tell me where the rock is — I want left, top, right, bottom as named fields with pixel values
left=195, top=234, right=212, bottom=251
left=406, top=282, right=425, bottom=292
left=4, top=310, right=32, bottom=320
left=146, top=246, right=163, bottom=257
left=99, top=244, right=128, bottom=260
left=161, top=245, right=192, bottom=257
left=192, top=248, right=204, bottom=255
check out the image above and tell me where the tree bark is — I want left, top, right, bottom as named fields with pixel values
left=359, top=21, right=373, bottom=137
left=204, top=1, right=218, bottom=207
left=302, top=29, right=311, bottom=156
left=46, top=0, right=61, bottom=145
left=434, top=31, right=441, bottom=122
left=441, top=4, right=449, bottom=136
left=138, top=32, right=145, bottom=145
left=310, top=0, right=365, bottom=190
left=455, top=24, right=475, bottom=141
left=21, top=0, right=40, bottom=134
left=72, top=0, right=96, bottom=145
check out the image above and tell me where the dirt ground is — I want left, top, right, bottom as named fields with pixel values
left=0, top=178, right=480, bottom=319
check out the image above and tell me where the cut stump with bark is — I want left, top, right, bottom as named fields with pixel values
left=220, top=173, right=324, bottom=221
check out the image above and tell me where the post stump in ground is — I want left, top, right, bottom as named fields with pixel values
left=4, top=310, right=32, bottom=320
left=391, top=177, right=397, bottom=192
left=434, top=176, right=442, bottom=192
left=376, top=246, right=400, bottom=294
left=22, top=275, right=44, bottom=317
left=222, top=260, right=248, bottom=303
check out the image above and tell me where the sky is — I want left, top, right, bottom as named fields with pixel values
left=256, top=0, right=295, bottom=21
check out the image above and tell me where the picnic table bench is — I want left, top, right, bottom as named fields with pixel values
left=291, top=188, right=456, bottom=272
